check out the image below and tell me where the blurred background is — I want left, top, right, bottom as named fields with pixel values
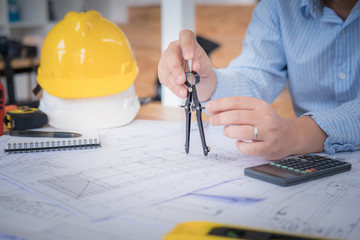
left=0, top=0, right=294, bottom=118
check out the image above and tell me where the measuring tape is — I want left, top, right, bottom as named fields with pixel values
left=4, top=107, right=48, bottom=130
left=164, top=221, right=337, bottom=240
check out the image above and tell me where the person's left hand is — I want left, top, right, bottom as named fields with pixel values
left=205, top=96, right=294, bottom=160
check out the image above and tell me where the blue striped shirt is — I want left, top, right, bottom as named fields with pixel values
left=211, top=0, right=360, bottom=154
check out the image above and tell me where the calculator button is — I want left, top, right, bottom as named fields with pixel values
left=245, top=154, right=352, bottom=186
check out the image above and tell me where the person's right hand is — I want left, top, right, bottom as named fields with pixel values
left=158, top=29, right=217, bottom=102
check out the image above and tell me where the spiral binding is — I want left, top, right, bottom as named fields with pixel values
left=5, top=138, right=100, bottom=153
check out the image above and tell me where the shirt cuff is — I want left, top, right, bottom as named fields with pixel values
left=302, top=109, right=360, bottom=154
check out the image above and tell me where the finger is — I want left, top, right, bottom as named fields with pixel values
left=235, top=140, right=265, bottom=157
left=192, top=58, right=201, bottom=73
left=209, top=110, right=260, bottom=126
left=236, top=140, right=284, bottom=160
left=206, top=96, right=266, bottom=113
left=223, top=125, right=263, bottom=141
left=192, top=48, right=207, bottom=74
left=157, top=57, right=170, bottom=86
left=158, top=44, right=185, bottom=86
left=165, top=41, right=187, bottom=85
left=167, top=72, right=188, bottom=98
left=179, top=29, right=196, bottom=60
left=158, top=60, right=187, bottom=98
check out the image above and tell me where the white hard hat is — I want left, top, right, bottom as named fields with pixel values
left=39, top=85, right=140, bottom=130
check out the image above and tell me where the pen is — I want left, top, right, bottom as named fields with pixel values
left=4, top=130, right=82, bottom=138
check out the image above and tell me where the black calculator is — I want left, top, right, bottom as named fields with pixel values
left=244, top=154, right=351, bottom=187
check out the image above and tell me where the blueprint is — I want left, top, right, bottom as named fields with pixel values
left=0, top=120, right=359, bottom=240
left=118, top=151, right=360, bottom=240
left=0, top=120, right=265, bottom=219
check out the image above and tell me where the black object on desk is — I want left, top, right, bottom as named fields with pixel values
left=4, top=107, right=48, bottom=130
left=245, top=154, right=351, bottom=187
left=4, top=130, right=82, bottom=138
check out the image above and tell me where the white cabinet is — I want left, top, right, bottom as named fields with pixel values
left=0, top=0, right=47, bottom=39
left=0, top=0, right=133, bottom=42
left=0, top=1, right=7, bottom=34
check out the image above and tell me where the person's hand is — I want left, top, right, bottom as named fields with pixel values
left=206, top=96, right=327, bottom=160
left=158, top=29, right=217, bottom=102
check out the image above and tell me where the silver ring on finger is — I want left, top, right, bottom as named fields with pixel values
left=252, top=126, right=259, bottom=140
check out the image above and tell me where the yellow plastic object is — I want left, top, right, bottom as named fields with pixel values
left=164, top=221, right=337, bottom=240
left=37, top=10, right=138, bottom=98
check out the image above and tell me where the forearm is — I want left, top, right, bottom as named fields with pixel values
left=205, top=0, right=288, bottom=103
left=208, top=68, right=286, bottom=104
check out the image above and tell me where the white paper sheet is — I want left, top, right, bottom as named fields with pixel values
left=1, top=120, right=359, bottom=240
left=117, top=151, right=360, bottom=240
left=0, top=120, right=266, bottom=221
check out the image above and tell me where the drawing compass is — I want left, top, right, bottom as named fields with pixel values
left=180, top=59, right=210, bottom=156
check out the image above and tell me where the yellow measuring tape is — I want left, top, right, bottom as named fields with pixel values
left=164, top=221, right=336, bottom=240
left=4, top=107, right=48, bottom=130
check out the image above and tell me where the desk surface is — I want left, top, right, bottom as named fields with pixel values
left=2, top=99, right=358, bottom=240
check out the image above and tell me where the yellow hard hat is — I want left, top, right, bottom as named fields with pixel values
left=37, top=10, right=138, bottom=98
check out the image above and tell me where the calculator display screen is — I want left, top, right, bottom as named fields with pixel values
left=250, top=164, right=303, bottom=178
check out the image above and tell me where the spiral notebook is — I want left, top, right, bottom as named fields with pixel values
left=4, top=130, right=101, bottom=153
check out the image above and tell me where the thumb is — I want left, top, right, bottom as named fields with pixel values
left=179, top=29, right=196, bottom=60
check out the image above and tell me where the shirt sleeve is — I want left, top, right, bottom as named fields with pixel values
left=303, top=99, right=360, bottom=154
left=210, top=0, right=288, bottom=103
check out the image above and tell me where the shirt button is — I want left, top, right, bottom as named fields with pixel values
left=339, top=72, right=346, bottom=79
